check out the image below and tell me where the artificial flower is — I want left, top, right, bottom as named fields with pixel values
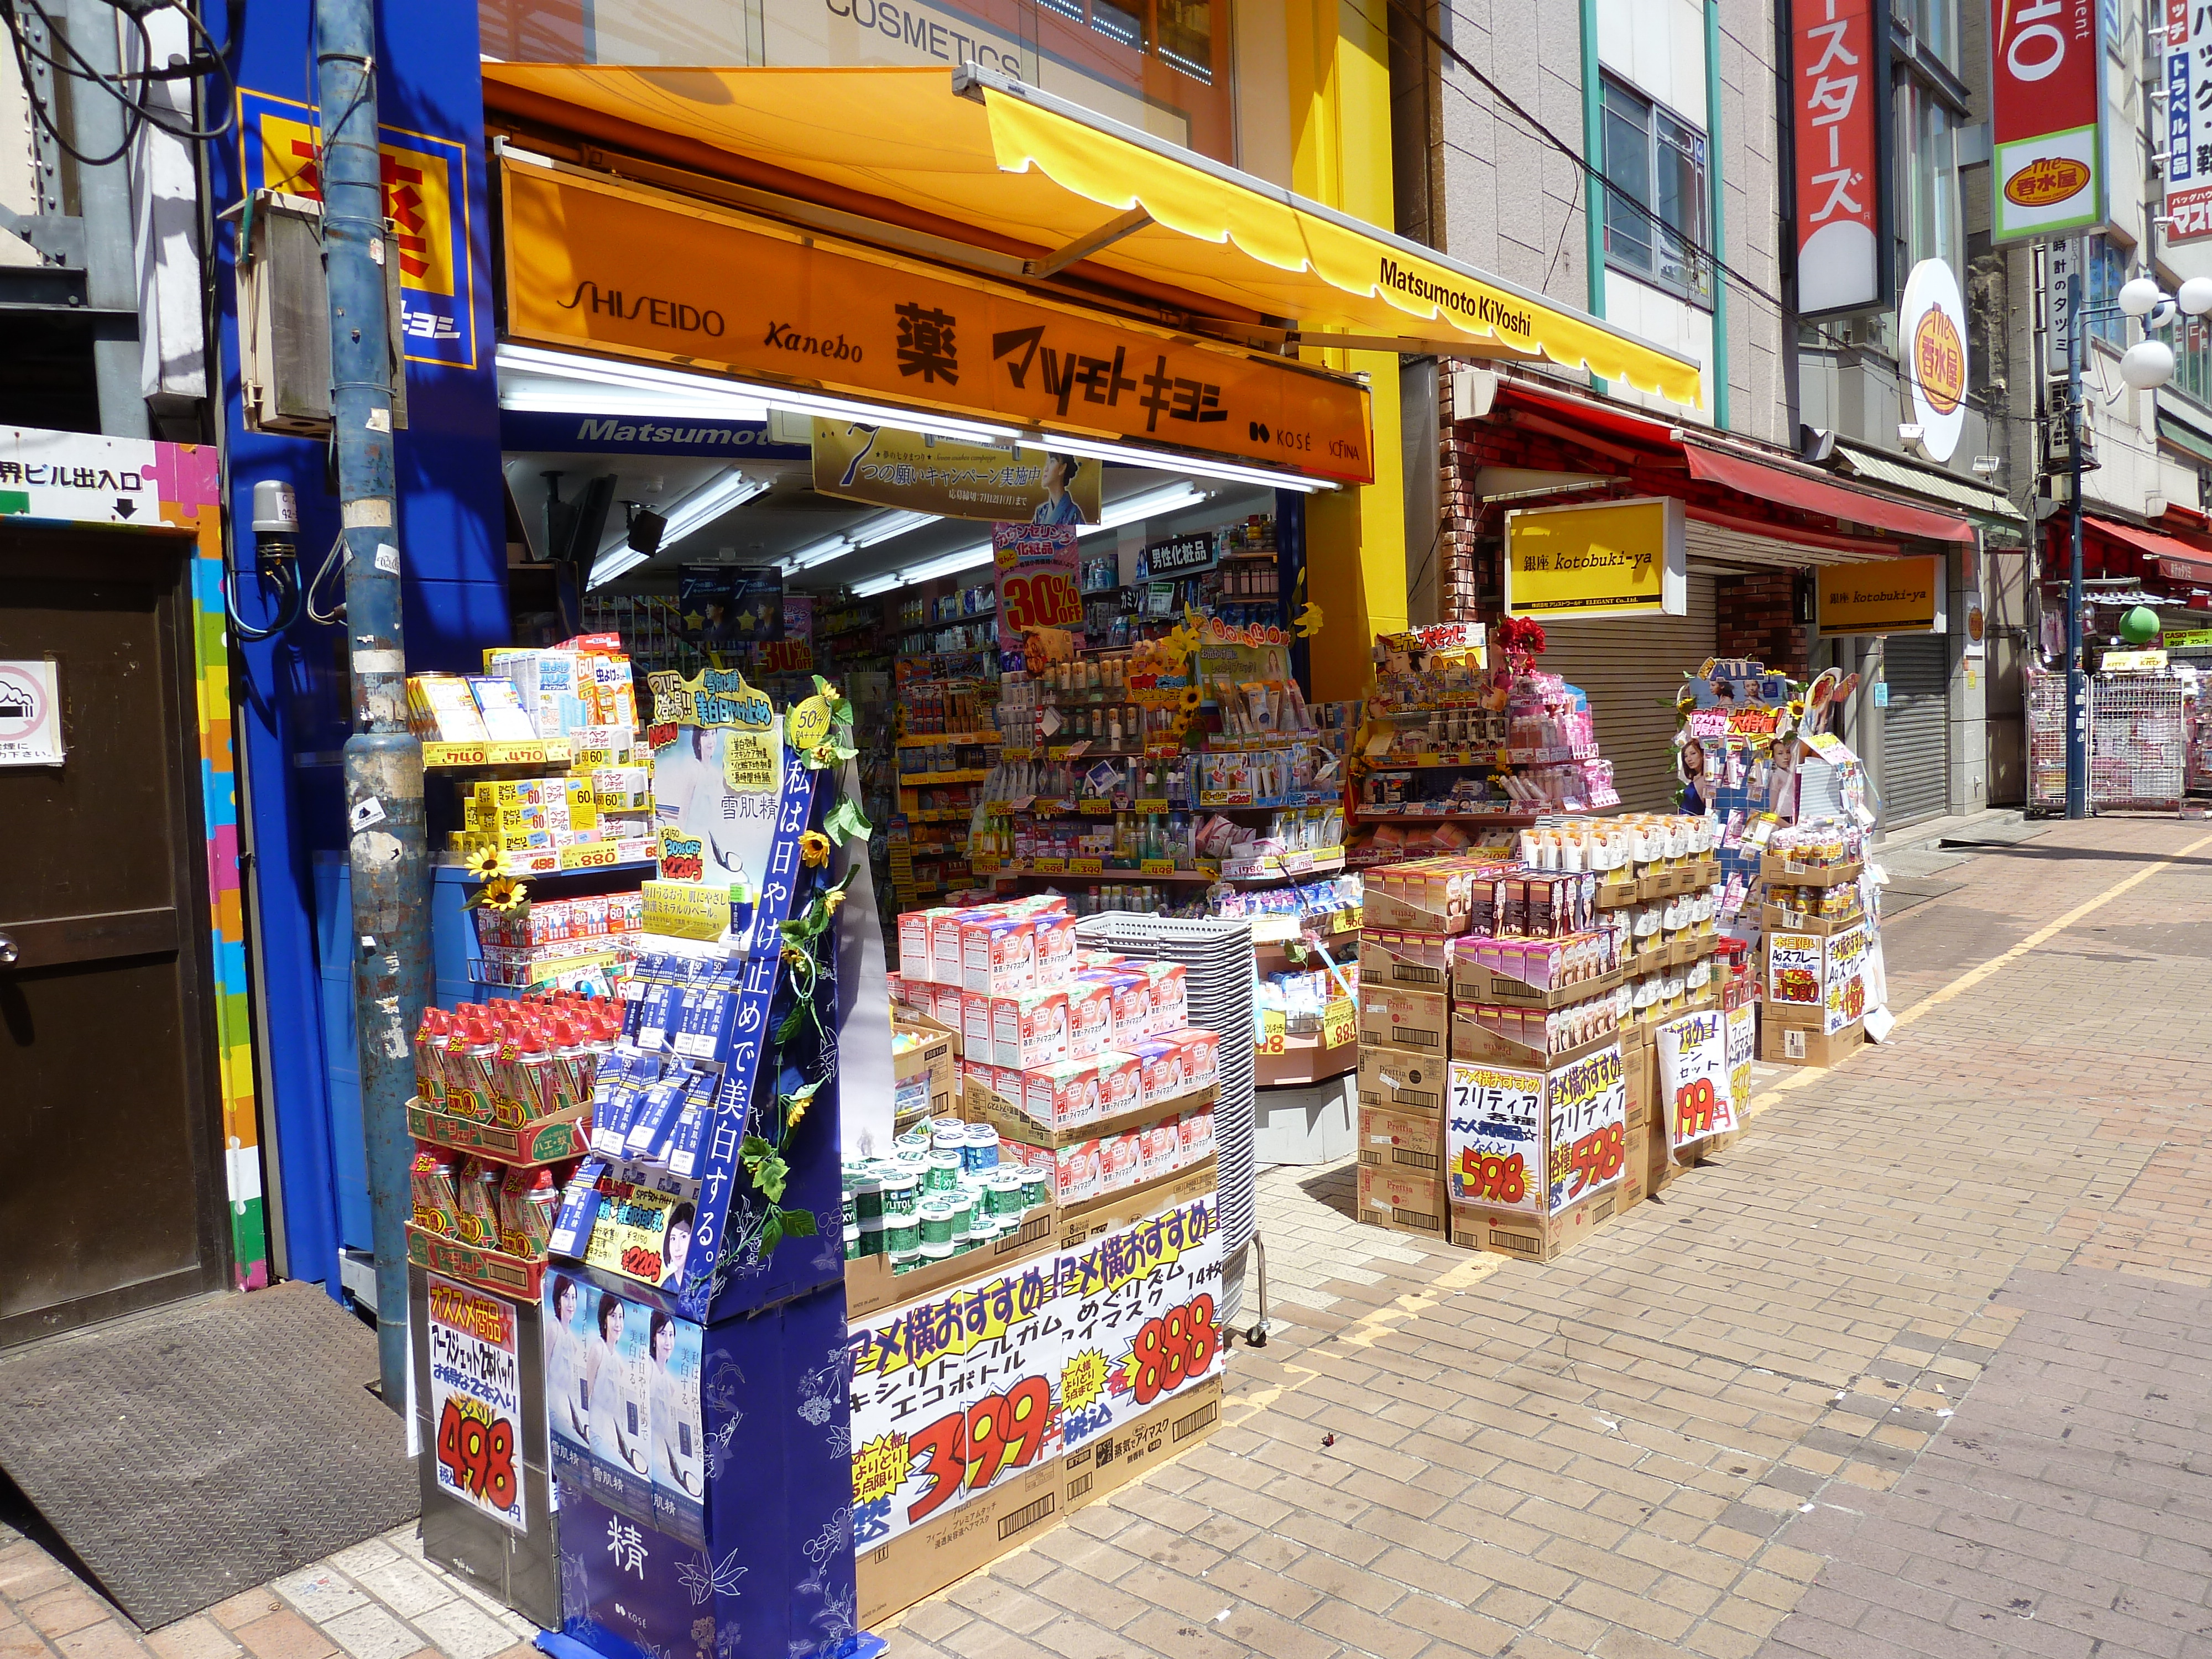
left=798, top=830, right=832, bottom=867
left=822, top=888, right=847, bottom=916
left=811, top=743, right=840, bottom=769
left=1180, top=685, right=1203, bottom=713
left=781, top=943, right=810, bottom=969
left=465, top=847, right=503, bottom=879
left=786, top=1094, right=808, bottom=1128
left=480, top=876, right=528, bottom=912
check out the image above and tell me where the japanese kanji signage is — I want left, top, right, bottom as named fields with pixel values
left=427, top=1276, right=528, bottom=1534
left=0, top=660, right=62, bottom=768
left=1989, top=0, right=2109, bottom=244
left=847, top=1193, right=1221, bottom=1549
left=0, top=429, right=160, bottom=524
left=1445, top=1044, right=1627, bottom=1218
left=240, top=90, right=477, bottom=367
left=1900, top=260, right=1969, bottom=462
left=993, top=523, right=1084, bottom=670
left=1791, top=0, right=1882, bottom=315
left=1656, top=1012, right=1738, bottom=1153
left=2165, top=0, right=2212, bottom=239
left=501, top=162, right=1374, bottom=484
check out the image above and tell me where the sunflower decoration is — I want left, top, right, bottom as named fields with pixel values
left=798, top=829, right=833, bottom=868
left=1179, top=685, right=1203, bottom=714
left=467, top=874, right=529, bottom=915
left=464, top=847, right=503, bottom=880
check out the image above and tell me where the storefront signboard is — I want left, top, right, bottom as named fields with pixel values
left=1790, top=0, right=1884, bottom=315
left=1900, top=261, right=1969, bottom=462
left=1988, top=0, right=2110, bottom=245
left=1502, top=497, right=1686, bottom=619
left=1145, top=532, right=1217, bottom=578
left=426, top=1276, right=528, bottom=1534
left=502, top=162, right=1373, bottom=484
left=2166, top=1, right=2212, bottom=239
left=1816, top=556, right=1945, bottom=636
left=811, top=420, right=1102, bottom=523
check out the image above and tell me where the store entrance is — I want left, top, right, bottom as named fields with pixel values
left=0, top=526, right=229, bottom=1347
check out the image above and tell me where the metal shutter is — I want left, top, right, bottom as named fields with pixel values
left=1880, top=633, right=1950, bottom=827
left=1536, top=576, right=1719, bottom=813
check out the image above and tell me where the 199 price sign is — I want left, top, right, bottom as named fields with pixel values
left=425, top=1277, right=529, bottom=1532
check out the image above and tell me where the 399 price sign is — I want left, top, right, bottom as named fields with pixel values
left=426, top=1276, right=528, bottom=1533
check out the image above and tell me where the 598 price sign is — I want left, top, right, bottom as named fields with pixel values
left=426, top=1276, right=529, bottom=1532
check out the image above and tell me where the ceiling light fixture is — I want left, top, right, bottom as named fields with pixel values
left=587, top=469, right=770, bottom=588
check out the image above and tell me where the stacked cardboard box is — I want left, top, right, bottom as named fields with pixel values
left=1759, top=851, right=1869, bottom=1067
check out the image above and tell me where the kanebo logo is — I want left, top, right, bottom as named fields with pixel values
left=2002, top=0, right=2073, bottom=81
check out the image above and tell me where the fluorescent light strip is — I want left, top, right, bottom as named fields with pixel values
left=586, top=471, right=771, bottom=589
left=586, top=546, right=653, bottom=588
left=496, top=345, right=1341, bottom=493
left=852, top=550, right=995, bottom=597
left=843, top=483, right=1212, bottom=598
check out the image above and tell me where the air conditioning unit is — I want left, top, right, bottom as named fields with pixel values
left=237, top=189, right=408, bottom=436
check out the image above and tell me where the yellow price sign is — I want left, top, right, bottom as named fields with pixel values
left=1258, top=1009, right=1287, bottom=1057
left=1322, top=997, right=1357, bottom=1049
left=640, top=880, right=731, bottom=941
left=786, top=695, right=834, bottom=754
left=560, top=842, right=622, bottom=871
left=1079, top=799, right=1114, bottom=816
left=1032, top=857, right=1066, bottom=874
left=1070, top=857, right=1103, bottom=875
left=1139, top=858, right=1174, bottom=875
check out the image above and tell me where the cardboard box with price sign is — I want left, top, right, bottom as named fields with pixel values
left=1443, top=1039, right=1630, bottom=1260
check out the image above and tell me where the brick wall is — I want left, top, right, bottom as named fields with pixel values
left=1715, top=570, right=1809, bottom=677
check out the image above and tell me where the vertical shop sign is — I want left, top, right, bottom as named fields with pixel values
left=1989, top=0, right=2107, bottom=244
left=2165, top=0, right=2212, bottom=238
left=993, top=523, right=1083, bottom=669
left=1791, top=0, right=1882, bottom=314
left=426, top=1276, right=527, bottom=1533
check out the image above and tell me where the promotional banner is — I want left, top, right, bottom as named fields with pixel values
left=648, top=1312, right=707, bottom=1546
left=1767, top=932, right=1824, bottom=1008
left=1656, top=1011, right=1739, bottom=1153
left=1791, top=0, right=1882, bottom=314
left=847, top=1193, right=1220, bottom=1548
left=677, top=566, right=785, bottom=650
left=811, top=420, right=1101, bottom=523
left=1989, top=0, right=2106, bottom=244
left=1503, top=497, right=1687, bottom=619
left=1725, top=1003, right=1756, bottom=1124
left=2166, top=0, right=2212, bottom=239
left=1443, top=1062, right=1545, bottom=1212
left=1825, top=923, right=1871, bottom=1032
left=645, top=666, right=786, bottom=896
left=545, top=1274, right=658, bottom=1526
left=425, top=1277, right=527, bottom=1533
left=993, top=522, right=1084, bottom=670
left=1543, top=1044, right=1628, bottom=1213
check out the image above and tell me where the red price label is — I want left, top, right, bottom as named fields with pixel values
left=999, top=569, right=1083, bottom=633
left=1457, top=1148, right=1528, bottom=1204
left=436, top=1398, right=517, bottom=1510
left=1675, top=1077, right=1720, bottom=1140
left=902, top=1374, right=1056, bottom=1526
left=1564, top=1123, right=1626, bottom=1197
left=1128, top=1294, right=1219, bottom=1407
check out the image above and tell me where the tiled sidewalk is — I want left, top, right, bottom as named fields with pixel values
left=4, top=817, right=2210, bottom=1659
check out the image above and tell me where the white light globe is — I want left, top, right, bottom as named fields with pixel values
left=2120, top=276, right=2165, bottom=317
left=2180, top=276, right=2212, bottom=316
left=2121, top=338, right=2178, bottom=389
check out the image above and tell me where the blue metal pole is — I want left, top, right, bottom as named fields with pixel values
left=2066, top=253, right=2088, bottom=820
left=318, top=0, right=427, bottom=1409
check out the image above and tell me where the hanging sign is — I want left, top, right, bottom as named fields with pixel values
left=811, top=420, right=1102, bottom=523
left=1145, top=531, right=1217, bottom=578
left=1900, top=260, right=1969, bottom=463
left=502, top=163, right=1374, bottom=484
left=1503, top=497, right=1687, bottom=619
left=1816, top=555, right=1946, bottom=635
left=426, top=1276, right=528, bottom=1534
left=1790, top=0, right=1883, bottom=315
left=1989, top=0, right=2107, bottom=244
left=0, top=659, right=63, bottom=767
left=994, top=522, right=1083, bottom=670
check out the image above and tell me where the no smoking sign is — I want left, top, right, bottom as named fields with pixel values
left=0, top=660, right=64, bottom=767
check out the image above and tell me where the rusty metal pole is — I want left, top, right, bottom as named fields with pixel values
left=319, top=0, right=426, bottom=1409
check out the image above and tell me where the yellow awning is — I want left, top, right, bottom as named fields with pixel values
left=481, top=63, right=1703, bottom=407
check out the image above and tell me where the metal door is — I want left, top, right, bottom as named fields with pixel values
left=0, top=526, right=230, bottom=1345
left=1880, top=633, right=1951, bottom=827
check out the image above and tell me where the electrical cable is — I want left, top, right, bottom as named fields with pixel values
left=0, top=0, right=235, bottom=170
left=223, top=559, right=302, bottom=641
left=303, top=530, right=348, bottom=626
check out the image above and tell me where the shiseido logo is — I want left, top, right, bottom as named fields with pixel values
left=559, top=280, right=724, bottom=336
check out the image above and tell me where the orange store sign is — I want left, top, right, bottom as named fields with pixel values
left=500, top=161, right=1374, bottom=484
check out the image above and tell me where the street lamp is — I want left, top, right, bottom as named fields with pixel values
left=2060, top=270, right=2212, bottom=817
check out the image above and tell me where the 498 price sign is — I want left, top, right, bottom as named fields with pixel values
left=425, top=1276, right=528, bottom=1532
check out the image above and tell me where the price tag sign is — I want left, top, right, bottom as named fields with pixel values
left=1135, top=798, right=1170, bottom=813
left=1140, top=858, right=1174, bottom=875
left=1322, top=998, right=1357, bottom=1049
left=427, top=1276, right=526, bottom=1533
left=1080, top=799, right=1114, bottom=816
left=1032, top=857, right=1067, bottom=874
left=560, top=842, right=622, bottom=870
left=1258, top=1009, right=1287, bottom=1056
left=1070, top=857, right=1103, bottom=875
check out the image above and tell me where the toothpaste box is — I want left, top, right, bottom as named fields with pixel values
left=1065, top=977, right=1115, bottom=1061
left=962, top=917, right=1035, bottom=995
left=1031, top=912, right=1078, bottom=988
left=1093, top=1050, right=1143, bottom=1117
left=1140, top=963, right=1188, bottom=1033
left=1024, top=1058, right=1100, bottom=1129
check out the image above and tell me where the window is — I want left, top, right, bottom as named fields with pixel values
left=2158, top=311, right=2212, bottom=408
left=1895, top=0, right=1961, bottom=70
left=1898, top=80, right=1962, bottom=283
left=1600, top=77, right=1712, bottom=307
left=2085, top=236, right=2131, bottom=349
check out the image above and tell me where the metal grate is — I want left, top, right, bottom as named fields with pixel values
left=2089, top=672, right=2185, bottom=811
left=1073, top=912, right=1256, bottom=1322
left=2024, top=667, right=2071, bottom=812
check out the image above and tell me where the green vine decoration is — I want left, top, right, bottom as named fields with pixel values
left=739, top=1077, right=821, bottom=1259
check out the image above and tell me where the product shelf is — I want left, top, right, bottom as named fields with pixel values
left=975, top=857, right=1221, bottom=883
left=896, top=731, right=1003, bottom=748
left=432, top=848, right=658, bottom=880
left=422, top=738, right=575, bottom=769
left=899, top=768, right=993, bottom=786
left=1197, top=789, right=1345, bottom=808
left=405, top=1222, right=546, bottom=1298
left=1217, top=847, right=1345, bottom=881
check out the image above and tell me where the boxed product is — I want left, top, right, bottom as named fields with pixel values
left=1355, top=1164, right=1446, bottom=1237
left=978, top=989, right=1068, bottom=1071
left=1140, top=963, right=1188, bottom=1031
left=1450, top=1001, right=1618, bottom=1066
left=1093, top=1051, right=1143, bottom=1116
left=962, top=916, right=1036, bottom=994
left=1357, top=1105, right=1442, bottom=1176
left=1761, top=1016, right=1864, bottom=1067
left=409, top=674, right=491, bottom=743
left=1065, top=977, right=1116, bottom=1061
left=1032, top=912, right=1078, bottom=987
left=1358, top=983, right=1449, bottom=1055
left=1763, top=922, right=1869, bottom=1035
left=1102, top=974, right=1152, bottom=1043
left=1357, top=928, right=1453, bottom=991
left=1448, top=1183, right=1617, bottom=1261
left=1161, top=1026, right=1219, bottom=1089
left=1356, top=1045, right=1447, bottom=1113
left=1125, top=1038, right=1187, bottom=1106
left=1023, top=1059, right=1101, bottom=1129
left=1361, top=857, right=1502, bottom=933
left=467, top=676, right=540, bottom=742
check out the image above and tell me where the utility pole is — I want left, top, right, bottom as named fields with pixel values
left=2065, top=247, right=2088, bottom=820
left=319, top=0, right=427, bottom=1410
